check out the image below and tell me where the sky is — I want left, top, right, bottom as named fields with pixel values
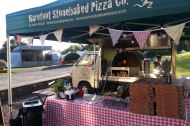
left=0, top=0, right=77, bottom=51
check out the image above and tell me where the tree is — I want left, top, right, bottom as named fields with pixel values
left=61, top=44, right=99, bottom=55
left=61, top=45, right=81, bottom=55
left=81, top=45, right=98, bottom=51
left=0, top=39, right=26, bottom=61
left=64, top=53, right=80, bottom=63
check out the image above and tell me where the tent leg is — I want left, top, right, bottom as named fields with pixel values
left=171, top=42, right=177, bottom=78
left=7, top=36, right=13, bottom=122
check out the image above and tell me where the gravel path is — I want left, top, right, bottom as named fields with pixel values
left=0, top=65, right=72, bottom=90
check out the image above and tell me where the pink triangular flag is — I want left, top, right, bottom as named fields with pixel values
left=89, top=25, right=100, bottom=36
left=164, top=23, right=185, bottom=45
left=16, top=35, right=22, bottom=45
left=87, top=38, right=98, bottom=44
left=108, top=28, right=123, bottom=46
left=26, top=37, right=33, bottom=46
left=133, top=31, right=151, bottom=49
left=53, top=29, right=63, bottom=42
left=39, top=34, right=48, bottom=46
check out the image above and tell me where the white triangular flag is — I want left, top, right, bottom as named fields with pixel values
left=16, top=35, right=22, bottom=45
left=164, top=23, right=185, bottom=45
left=53, top=29, right=63, bottom=42
left=133, top=31, right=151, bottom=49
left=26, top=37, right=33, bottom=46
left=89, top=25, right=100, bottom=36
left=108, top=28, right=123, bottom=46
left=39, top=34, right=48, bottom=46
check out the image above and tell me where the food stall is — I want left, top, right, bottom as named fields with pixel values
left=5, top=0, right=190, bottom=125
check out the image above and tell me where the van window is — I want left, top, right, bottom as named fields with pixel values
left=77, top=54, right=95, bottom=66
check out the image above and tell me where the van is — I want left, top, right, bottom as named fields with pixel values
left=71, top=48, right=142, bottom=93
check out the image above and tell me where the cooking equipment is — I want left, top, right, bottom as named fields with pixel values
left=145, top=34, right=171, bottom=47
left=111, top=52, right=142, bottom=76
left=143, top=59, right=150, bottom=75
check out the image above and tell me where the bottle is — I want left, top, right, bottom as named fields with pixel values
left=166, top=74, right=172, bottom=84
left=117, top=86, right=123, bottom=98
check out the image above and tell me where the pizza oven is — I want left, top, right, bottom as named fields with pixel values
left=111, top=52, right=142, bottom=77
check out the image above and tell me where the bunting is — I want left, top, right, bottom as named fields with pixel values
left=89, top=25, right=100, bottom=36
left=39, top=34, right=48, bottom=46
left=26, top=37, right=33, bottom=46
left=16, top=35, right=22, bottom=45
left=108, top=28, right=123, bottom=46
left=87, top=38, right=98, bottom=44
left=9, top=22, right=187, bottom=48
left=53, top=29, right=63, bottom=42
left=133, top=31, right=151, bottom=49
left=164, top=23, right=185, bottom=45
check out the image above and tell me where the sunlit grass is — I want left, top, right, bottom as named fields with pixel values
left=176, top=52, right=190, bottom=77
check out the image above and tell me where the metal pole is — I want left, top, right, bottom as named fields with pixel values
left=93, top=44, right=96, bottom=90
left=7, top=36, right=13, bottom=121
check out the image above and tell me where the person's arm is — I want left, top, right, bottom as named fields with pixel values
left=152, top=61, right=156, bottom=69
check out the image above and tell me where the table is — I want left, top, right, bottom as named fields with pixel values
left=43, top=95, right=190, bottom=126
left=33, top=88, right=54, bottom=105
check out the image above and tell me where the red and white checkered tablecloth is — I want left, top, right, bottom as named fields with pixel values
left=43, top=96, right=190, bottom=126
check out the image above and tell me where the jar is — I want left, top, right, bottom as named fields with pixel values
left=117, top=86, right=123, bottom=97
left=78, top=89, right=84, bottom=97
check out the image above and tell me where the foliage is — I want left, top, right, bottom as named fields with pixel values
left=50, top=79, right=65, bottom=92
left=61, top=44, right=99, bottom=55
left=81, top=45, right=98, bottom=51
left=64, top=53, right=80, bottom=63
left=0, top=59, right=7, bottom=70
left=144, top=50, right=171, bottom=59
left=177, top=40, right=190, bottom=52
left=61, top=45, right=81, bottom=55
left=130, top=51, right=145, bottom=61
left=175, top=52, right=190, bottom=77
left=0, top=39, right=27, bottom=61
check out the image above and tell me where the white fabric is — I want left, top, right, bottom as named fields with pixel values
left=39, top=34, right=48, bottom=46
left=26, top=37, right=33, bottom=46
left=164, top=23, right=185, bottom=45
left=53, top=29, right=63, bottom=42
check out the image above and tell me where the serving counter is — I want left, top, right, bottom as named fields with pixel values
left=43, top=95, right=190, bottom=126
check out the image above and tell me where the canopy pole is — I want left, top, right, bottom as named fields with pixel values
left=93, top=44, right=96, bottom=90
left=171, top=42, right=177, bottom=78
left=7, top=36, right=13, bottom=121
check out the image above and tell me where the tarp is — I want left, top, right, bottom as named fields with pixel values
left=5, top=0, right=190, bottom=122
left=6, top=0, right=190, bottom=44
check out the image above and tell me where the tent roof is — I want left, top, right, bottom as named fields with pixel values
left=6, top=0, right=190, bottom=44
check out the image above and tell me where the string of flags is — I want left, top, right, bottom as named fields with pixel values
left=15, top=22, right=187, bottom=49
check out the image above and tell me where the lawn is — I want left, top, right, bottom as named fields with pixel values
left=176, top=52, right=190, bottom=77
left=0, top=53, right=190, bottom=78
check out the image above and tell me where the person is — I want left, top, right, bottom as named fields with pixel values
left=153, top=55, right=162, bottom=69
left=152, top=55, right=162, bottom=76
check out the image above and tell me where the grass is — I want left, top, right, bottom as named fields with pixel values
left=176, top=52, right=190, bottom=77
left=1, top=53, right=190, bottom=78
left=163, top=52, right=190, bottom=78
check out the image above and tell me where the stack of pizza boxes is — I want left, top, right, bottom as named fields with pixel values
left=154, top=84, right=185, bottom=119
left=130, top=82, right=155, bottom=116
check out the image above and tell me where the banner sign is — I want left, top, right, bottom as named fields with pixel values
left=6, top=0, right=190, bottom=35
left=28, top=0, right=133, bottom=28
